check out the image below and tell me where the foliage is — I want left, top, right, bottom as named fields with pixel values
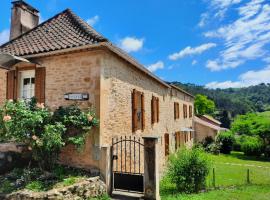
left=0, top=165, right=91, bottom=193
left=202, top=136, right=215, bottom=148
left=167, top=148, right=210, bottom=193
left=231, top=112, right=270, bottom=157
left=0, top=180, right=14, bottom=193
left=205, top=143, right=220, bottom=155
left=216, top=131, right=235, bottom=154
left=0, top=99, right=98, bottom=170
left=172, top=82, right=270, bottom=128
left=25, top=181, right=45, bottom=192
left=240, top=136, right=264, bottom=156
left=194, top=94, right=215, bottom=115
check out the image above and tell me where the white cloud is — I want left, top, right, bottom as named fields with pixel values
left=206, top=66, right=270, bottom=88
left=147, top=61, right=164, bottom=72
left=0, top=29, right=9, bottom=45
left=198, top=13, right=209, bottom=27
left=86, top=15, right=99, bottom=26
left=118, top=36, right=144, bottom=53
left=192, top=60, right=197, bottom=65
left=168, top=43, right=216, bottom=61
left=204, top=0, right=270, bottom=71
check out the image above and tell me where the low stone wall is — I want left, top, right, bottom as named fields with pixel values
left=0, top=143, right=31, bottom=174
left=3, top=177, right=106, bottom=200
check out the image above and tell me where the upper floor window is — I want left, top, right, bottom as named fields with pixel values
left=183, top=104, right=188, bottom=119
left=132, top=89, right=145, bottom=132
left=174, top=102, right=180, bottom=119
left=189, top=105, right=193, bottom=118
left=151, top=96, right=159, bottom=124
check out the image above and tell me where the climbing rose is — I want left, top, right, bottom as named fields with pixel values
left=3, top=115, right=11, bottom=122
left=32, top=135, right=38, bottom=140
left=87, top=115, right=93, bottom=122
left=36, top=103, right=45, bottom=109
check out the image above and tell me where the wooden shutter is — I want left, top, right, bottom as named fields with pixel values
left=165, top=133, right=170, bottom=156
left=35, top=67, right=46, bottom=103
left=6, top=70, right=17, bottom=100
left=157, top=97, right=159, bottom=122
left=132, top=89, right=138, bottom=132
left=151, top=96, right=155, bottom=124
left=141, top=93, right=145, bottom=131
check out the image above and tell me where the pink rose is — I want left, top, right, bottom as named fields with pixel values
left=3, top=115, right=11, bottom=122
left=32, top=135, right=38, bottom=140
left=87, top=115, right=93, bottom=122
left=36, top=103, right=45, bottom=109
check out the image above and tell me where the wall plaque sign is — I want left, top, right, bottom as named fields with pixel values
left=64, top=93, right=89, bottom=101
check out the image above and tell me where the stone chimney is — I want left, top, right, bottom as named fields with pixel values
left=10, top=0, right=39, bottom=40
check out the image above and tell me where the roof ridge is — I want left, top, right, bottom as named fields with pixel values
left=0, top=8, right=71, bottom=48
left=65, top=9, right=107, bottom=42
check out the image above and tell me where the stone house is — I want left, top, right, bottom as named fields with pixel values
left=194, top=115, right=222, bottom=142
left=0, top=0, right=194, bottom=188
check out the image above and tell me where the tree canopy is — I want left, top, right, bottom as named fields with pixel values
left=194, top=94, right=215, bottom=115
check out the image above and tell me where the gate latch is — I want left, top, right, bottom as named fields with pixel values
left=112, top=155, right=118, bottom=160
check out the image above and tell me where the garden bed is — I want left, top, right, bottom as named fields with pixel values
left=0, top=165, right=107, bottom=200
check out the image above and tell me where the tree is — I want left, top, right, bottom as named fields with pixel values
left=194, top=94, right=215, bottom=115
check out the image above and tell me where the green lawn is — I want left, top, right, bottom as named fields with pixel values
left=161, top=185, right=270, bottom=200
left=161, top=152, right=270, bottom=200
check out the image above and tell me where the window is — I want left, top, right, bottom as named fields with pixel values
left=151, top=96, right=159, bottom=124
left=132, top=89, right=145, bottom=132
left=164, top=133, right=170, bottom=156
left=175, top=131, right=181, bottom=150
left=19, top=70, right=35, bottom=100
left=183, top=104, right=188, bottom=119
left=189, top=105, right=193, bottom=118
left=174, top=102, right=180, bottom=119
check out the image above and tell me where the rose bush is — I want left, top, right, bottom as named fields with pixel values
left=0, top=99, right=98, bottom=170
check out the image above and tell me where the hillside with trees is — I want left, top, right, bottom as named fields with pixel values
left=172, top=82, right=270, bottom=128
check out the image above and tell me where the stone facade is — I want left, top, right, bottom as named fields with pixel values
left=100, top=50, right=194, bottom=172
left=0, top=47, right=194, bottom=179
left=3, top=177, right=106, bottom=200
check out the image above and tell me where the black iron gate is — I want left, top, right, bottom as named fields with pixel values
left=111, top=136, right=144, bottom=193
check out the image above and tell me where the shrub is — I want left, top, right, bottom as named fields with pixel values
left=0, top=99, right=98, bottom=170
left=241, top=136, right=263, bottom=156
left=167, top=148, right=210, bottom=193
left=206, top=143, right=220, bottom=155
left=216, top=131, right=235, bottom=154
left=202, top=136, right=214, bottom=148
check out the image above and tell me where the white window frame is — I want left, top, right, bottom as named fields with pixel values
left=19, top=70, right=35, bottom=100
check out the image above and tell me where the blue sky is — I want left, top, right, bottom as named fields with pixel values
left=1, top=0, right=270, bottom=88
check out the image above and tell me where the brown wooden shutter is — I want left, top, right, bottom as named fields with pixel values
left=132, top=89, right=137, bottom=132
left=6, top=70, right=17, bottom=100
left=174, top=102, right=176, bottom=120
left=151, top=96, right=154, bottom=124
left=141, top=92, right=145, bottom=131
left=165, top=133, right=170, bottom=156
left=157, top=97, right=159, bottom=122
left=35, top=67, right=46, bottom=103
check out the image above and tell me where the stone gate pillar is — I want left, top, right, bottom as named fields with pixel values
left=143, top=136, right=160, bottom=200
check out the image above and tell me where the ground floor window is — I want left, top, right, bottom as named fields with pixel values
left=19, top=70, right=35, bottom=100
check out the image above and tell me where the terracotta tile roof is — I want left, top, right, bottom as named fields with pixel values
left=0, top=9, right=107, bottom=56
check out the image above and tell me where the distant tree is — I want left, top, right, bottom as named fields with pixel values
left=194, top=94, right=215, bottom=115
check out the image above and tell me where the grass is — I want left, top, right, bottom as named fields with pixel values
left=161, top=185, right=270, bottom=200
left=161, top=151, right=270, bottom=200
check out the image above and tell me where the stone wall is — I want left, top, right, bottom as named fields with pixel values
left=3, top=177, right=106, bottom=200
left=0, top=143, right=31, bottom=174
left=0, top=68, right=7, bottom=105
left=100, top=50, right=194, bottom=172
left=195, top=122, right=219, bottom=142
